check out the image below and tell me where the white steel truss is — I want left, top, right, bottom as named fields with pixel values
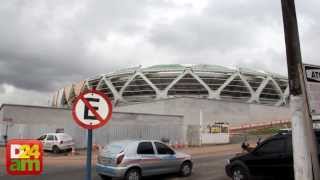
left=52, top=65, right=289, bottom=107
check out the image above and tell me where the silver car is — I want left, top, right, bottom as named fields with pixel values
left=96, top=140, right=193, bottom=180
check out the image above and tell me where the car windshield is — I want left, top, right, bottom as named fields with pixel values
left=37, top=135, right=46, bottom=140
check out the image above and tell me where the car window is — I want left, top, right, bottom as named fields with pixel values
left=155, top=142, right=174, bottom=155
left=104, top=142, right=129, bottom=154
left=137, top=142, right=154, bottom=155
left=257, top=138, right=286, bottom=154
left=47, top=135, right=54, bottom=141
left=287, top=136, right=293, bottom=154
left=38, top=135, right=46, bottom=140
left=316, top=134, right=320, bottom=151
left=315, top=138, right=320, bottom=152
left=54, top=136, right=58, bottom=141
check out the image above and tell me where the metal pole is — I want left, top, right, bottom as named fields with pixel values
left=86, top=129, right=93, bottom=180
left=199, top=109, right=203, bottom=146
left=4, top=124, right=8, bottom=145
left=280, top=0, right=320, bottom=179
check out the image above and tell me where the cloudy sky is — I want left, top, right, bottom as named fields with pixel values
left=0, top=0, right=319, bottom=106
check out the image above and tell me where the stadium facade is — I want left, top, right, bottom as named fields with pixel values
left=51, top=64, right=289, bottom=107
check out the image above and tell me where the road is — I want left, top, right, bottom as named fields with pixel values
left=0, top=153, right=233, bottom=180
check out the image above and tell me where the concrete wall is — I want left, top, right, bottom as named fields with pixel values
left=0, top=97, right=291, bottom=147
left=201, top=133, right=229, bottom=144
left=0, top=104, right=184, bottom=148
left=115, top=97, right=291, bottom=127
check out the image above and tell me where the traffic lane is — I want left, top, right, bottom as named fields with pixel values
left=144, top=154, right=232, bottom=180
left=0, top=157, right=86, bottom=178
left=1, top=154, right=233, bottom=180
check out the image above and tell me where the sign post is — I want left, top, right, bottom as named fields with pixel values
left=72, top=90, right=113, bottom=180
left=86, top=129, right=92, bottom=180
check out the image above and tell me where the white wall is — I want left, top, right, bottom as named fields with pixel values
left=0, top=104, right=184, bottom=148
left=115, top=97, right=291, bottom=127
left=201, top=133, right=229, bottom=144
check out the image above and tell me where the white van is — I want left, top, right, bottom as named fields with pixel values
left=37, top=133, right=74, bottom=153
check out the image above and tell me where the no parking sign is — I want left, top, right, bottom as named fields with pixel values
left=72, top=90, right=113, bottom=129
left=71, top=90, right=112, bottom=180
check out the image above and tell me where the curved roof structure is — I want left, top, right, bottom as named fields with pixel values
left=51, top=64, right=289, bottom=107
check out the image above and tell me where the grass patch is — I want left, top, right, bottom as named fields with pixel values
left=247, top=127, right=281, bottom=135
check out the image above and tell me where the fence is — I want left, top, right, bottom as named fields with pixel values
left=94, top=121, right=184, bottom=148
left=0, top=116, right=184, bottom=149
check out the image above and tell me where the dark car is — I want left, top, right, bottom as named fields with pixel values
left=225, top=131, right=320, bottom=180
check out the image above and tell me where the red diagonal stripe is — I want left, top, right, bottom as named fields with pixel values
left=80, top=97, right=104, bottom=122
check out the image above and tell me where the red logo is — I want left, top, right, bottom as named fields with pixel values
left=6, top=139, right=43, bottom=175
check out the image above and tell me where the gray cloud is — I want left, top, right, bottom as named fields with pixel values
left=0, top=84, right=4, bottom=94
left=0, top=0, right=319, bottom=105
left=149, top=16, right=260, bottom=52
left=0, top=0, right=152, bottom=92
left=0, top=84, right=49, bottom=105
left=148, top=1, right=284, bottom=54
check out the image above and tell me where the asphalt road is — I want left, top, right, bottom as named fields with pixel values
left=0, top=153, right=233, bottom=180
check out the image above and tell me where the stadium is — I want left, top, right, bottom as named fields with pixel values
left=50, top=64, right=291, bottom=136
left=0, top=64, right=291, bottom=147
left=51, top=64, right=289, bottom=107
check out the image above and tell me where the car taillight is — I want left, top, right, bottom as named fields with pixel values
left=60, top=141, right=63, bottom=144
left=116, top=154, right=124, bottom=165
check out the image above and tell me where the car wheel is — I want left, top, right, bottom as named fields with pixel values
left=180, top=161, right=192, bottom=177
left=231, top=166, right=250, bottom=180
left=52, top=146, right=60, bottom=154
left=99, top=174, right=112, bottom=180
left=125, top=168, right=141, bottom=180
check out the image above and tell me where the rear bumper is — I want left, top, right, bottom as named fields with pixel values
left=96, top=163, right=127, bottom=178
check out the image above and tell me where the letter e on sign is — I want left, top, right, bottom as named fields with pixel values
left=72, top=90, right=113, bottom=129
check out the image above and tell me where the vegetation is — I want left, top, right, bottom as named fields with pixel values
left=247, top=127, right=282, bottom=135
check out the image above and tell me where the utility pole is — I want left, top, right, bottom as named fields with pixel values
left=280, top=0, right=320, bottom=179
